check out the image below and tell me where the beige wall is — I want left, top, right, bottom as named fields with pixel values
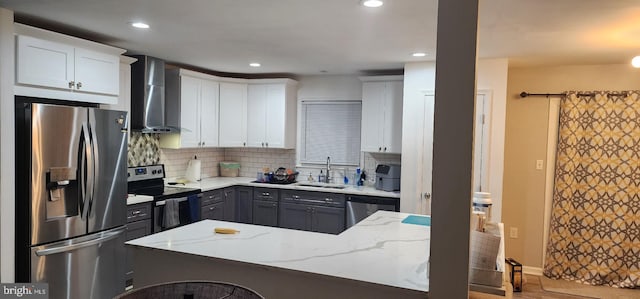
left=503, top=64, right=640, bottom=269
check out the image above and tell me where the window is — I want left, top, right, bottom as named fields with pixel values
left=299, top=101, right=361, bottom=165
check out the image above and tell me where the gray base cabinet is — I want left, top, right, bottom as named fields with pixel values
left=279, top=202, right=311, bottom=231
left=201, top=190, right=225, bottom=221
left=253, top=200, right=278, bottom=227
left=222, top=187, right=236, bottom=221
left=125, top=202, right=152, bottom=287
left=253, top=188, right=279, bottom=227
left=279, top=190, right=346, bottom=234
left=235, top=187, right=253, bottom=224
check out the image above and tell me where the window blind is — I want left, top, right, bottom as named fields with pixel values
left=300, top=101, right=361, bottom=165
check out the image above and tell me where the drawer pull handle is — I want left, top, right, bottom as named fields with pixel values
left=68, top=81, right=75, bottom=88
left=325, top=198, right=333, bottom=202
left=262, top=192, right=269, bottom=196
left=132, top=211, right=141, bottom=215
left=209, top=207, right=215, bottom=211
left=293, top=195, right=300, bottom=199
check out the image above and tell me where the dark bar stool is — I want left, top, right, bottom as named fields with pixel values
left=115, top=281, right=264, bottom=299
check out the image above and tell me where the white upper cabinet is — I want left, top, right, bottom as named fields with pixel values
left=219, top=82, right=248, bottom=147
left=14, top=24, right=125, bottom=104
left=16, top=35, right=120, bottom=97
left=160, top=70, right=219, bottom=149
left=246, top=81, right=297, bottom=149
left=360, top=76, right=403, bottom=154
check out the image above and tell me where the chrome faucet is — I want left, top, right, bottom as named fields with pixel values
left=326, top=156, right=331, bottom=183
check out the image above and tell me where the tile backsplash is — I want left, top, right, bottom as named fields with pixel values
left=224, top=148, right=296, bottom=178
left=128, top=134, right=398, bottom=183
left=128, top=132, right=160, bottom=166
left=159, top=147, right=225, bottom=179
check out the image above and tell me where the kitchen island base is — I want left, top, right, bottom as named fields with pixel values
left=131, top=247, right=427, bottom=299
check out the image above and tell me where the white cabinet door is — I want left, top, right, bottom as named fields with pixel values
left=74, top=47, right=119, bottom=95
left=199, top=79, right=220, bottom=147
left=265, top=84, right=286, bottom=148
left=16, top=35, right=75, bottom=90
left=219, top=82, right=248, bottom=147
left=179, top=76, right=201, bottom=148
left=383, top=81, right=403, bottom=153
left=361, top=82, right=385, bottom=152
left=246, top=84, right=267, bottom=147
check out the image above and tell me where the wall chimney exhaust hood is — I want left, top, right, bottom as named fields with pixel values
left=130, top=55, right=179, bottom=133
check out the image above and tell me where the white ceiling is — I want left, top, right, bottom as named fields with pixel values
left=1, top=0, right=640, bottom=75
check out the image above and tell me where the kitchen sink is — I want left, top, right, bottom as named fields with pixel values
left=296, top=182, right=347, bottom=189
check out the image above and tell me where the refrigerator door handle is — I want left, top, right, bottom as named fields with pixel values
left=79, top=123, right=91, bottom=219
left=85, top=123, right=96, bottom=218
left=34, top=227, right=125, bottom=257
left=87, top=123, right=99, bottom=217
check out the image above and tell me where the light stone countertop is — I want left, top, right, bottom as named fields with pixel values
left=164, top=176, right=401, bottom=198
left=126, top=194, right=154, bottom=205
left=126, top=210, right=430, bottom=293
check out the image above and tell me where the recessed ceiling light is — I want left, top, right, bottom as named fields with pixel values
left=412, top=52, right=427, bottom=57
left=361, top=0, right=383, bottom=8
left=131, top=22, right=150, bottom=29
left=632, top=56, right=640, bottom=68
left=249, top=62, right=261, bottom=67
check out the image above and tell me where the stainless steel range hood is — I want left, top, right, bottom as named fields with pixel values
left=130, top=55, right=178, bottom=133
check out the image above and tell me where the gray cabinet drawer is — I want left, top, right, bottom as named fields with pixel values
left=201, top=201, right=225, bottom=221
left=126, top=203, right=151, bottom=222
left=254, top=187, right=279, bottom=201
left=201, top=190, right=223, bottom=206
left=280, top=190, right=345, bottom=207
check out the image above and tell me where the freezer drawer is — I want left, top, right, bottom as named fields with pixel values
left=30, top=226, right=126, bottom=299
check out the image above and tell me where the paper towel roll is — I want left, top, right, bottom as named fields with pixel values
left=185, top=159, right=201, bottom=182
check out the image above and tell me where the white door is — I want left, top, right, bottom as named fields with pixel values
left=74, top=47, right=119, bottom=95
left=472, top=93, right=491, bottom=192
left=361, top=82, right=385, bottom=152
left=219, top=82, right=248, bottom=147
left=16, top=35, right=75, bottom=90
left=179, top=76, right=201, bottom=148
left=400, top=92, right=434, bottom=215
left=246, top=84, right=267, bottom=147
left=383, top=81, right=403, bottom=153
left=265, top=84, right=286, bottom=148
left=199, top=79, right=220, bottom=147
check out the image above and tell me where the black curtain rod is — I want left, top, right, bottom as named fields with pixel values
left=519, top=91, right=628, bottom=98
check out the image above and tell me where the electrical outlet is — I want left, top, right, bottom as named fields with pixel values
left=536, top=160, right=544, bottom=170
left=510, top=227, right=518, bottom=239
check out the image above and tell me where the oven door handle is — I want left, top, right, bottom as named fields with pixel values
left=155, top=197, right=190, bottom=206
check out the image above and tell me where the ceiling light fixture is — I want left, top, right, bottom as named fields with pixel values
left=361, top=0, right=383, bottom=8
left=249, top=62, right=261, bottom=67
left=131, top=22, right=150, bottom=29
left=632, top=56, right=640, bottom=68
left=412, top=52, right=427, bottom=57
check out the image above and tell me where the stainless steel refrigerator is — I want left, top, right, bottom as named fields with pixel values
left=15, top=98, right=128, bottom=299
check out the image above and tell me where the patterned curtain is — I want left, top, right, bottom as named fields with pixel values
left=544, top=91, right=640, bottom=288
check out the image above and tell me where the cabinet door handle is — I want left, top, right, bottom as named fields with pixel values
left=132, top=211, right=141, bottom=215
left=202, top=141, right=205, bottom=146
left=292, top=195, right=300, bottom=199
left=76, top=82, right=82, bottom=89
left=271, top=203, right=277, bottom=207
left=209, top=207, right=215, bottom=211
left=262, top=192, right=270, bottom=196
left=424, top=192, right=431, bottom=200
left=261, top=142, right=264, bottom=147
left=243, top=142, right=246, bottom=147
left=384, top=147, right=387, bottom=152
left=265, top=142, right=268, bottom=147
left=68, top=81, right=75, bottom=88
left=378, top=147, right=382, bottom=152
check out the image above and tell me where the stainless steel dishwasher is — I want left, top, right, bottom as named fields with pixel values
left=346, top=195, right=400, bottom=228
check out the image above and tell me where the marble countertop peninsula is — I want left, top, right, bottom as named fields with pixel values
left=126, top=210, right=430, bottom=293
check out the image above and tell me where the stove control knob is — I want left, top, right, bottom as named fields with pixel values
left=152, top=170, right=157, bottom=174
left=158, top=169, right=163, bottom=174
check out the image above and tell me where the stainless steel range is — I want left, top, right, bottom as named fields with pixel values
left=127, top=165, right=201, bottom=232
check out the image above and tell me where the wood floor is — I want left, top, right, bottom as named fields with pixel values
left=469, top=275, right=592, bottom=299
